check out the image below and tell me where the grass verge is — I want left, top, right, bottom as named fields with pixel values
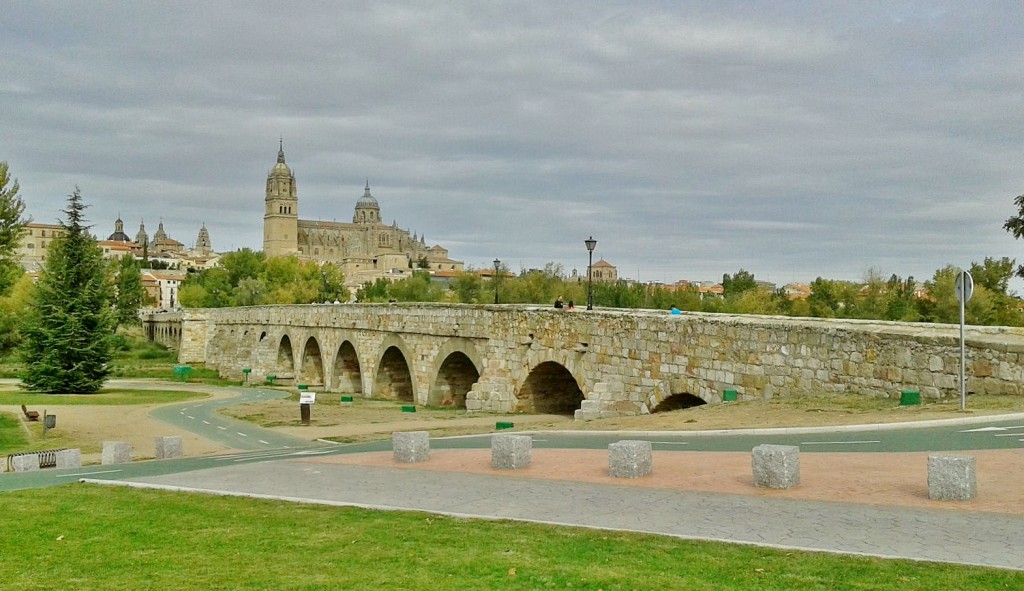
left=0, top=485, right=1017, bottom=591
left=0, top=413, right=26, bottom=450
left=0, top=389, right=204, bottom=406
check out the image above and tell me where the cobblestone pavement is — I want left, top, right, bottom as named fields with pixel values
left=91, top=456, right=1024, bottom=571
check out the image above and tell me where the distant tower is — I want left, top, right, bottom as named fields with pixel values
left=154, top=220, right=167, bottom=242
left=135, top=220, right=149, bottom=248
left=353, top=180, right=380, bottom=225
left=263, top=140, right=298, bottom=257
left=107, top=216, right=131, bottom=242
left=195, top=224, right=212, bottom=256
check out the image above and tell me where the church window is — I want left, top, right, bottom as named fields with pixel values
left=41, top=230, right=46, bottom=237
left=314, top=248, right=319, bottom=255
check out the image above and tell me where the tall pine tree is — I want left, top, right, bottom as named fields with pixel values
left=21, top=188, right=115, bottom=393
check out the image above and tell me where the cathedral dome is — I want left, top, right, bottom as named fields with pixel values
left=357, top=181, right=379, bottom=208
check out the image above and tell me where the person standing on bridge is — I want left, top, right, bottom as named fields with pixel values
left=554, top=295, right=564, bottom=309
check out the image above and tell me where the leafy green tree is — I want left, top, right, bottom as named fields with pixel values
left=969, top=257, right=1014, bottom=295
left=721, top=269, right=757, bottom=298
left=20, top=188, right=115, bottom=393
left=885, top=274, right=919, bottom=322
left=220, top=248, right=266, bottom=287
left=0, top=161, right=30, bottom=295
left=112, top=254, right=145, bottom=329
left=357, top=277, right=391, bottom=302
left=453, top=271, right=483, bottom=303
left=1003, top=195, right=1024, bottom=278
left=388, top=271, right=444, bottom=302
left=0, top=274, right=33, bottom=355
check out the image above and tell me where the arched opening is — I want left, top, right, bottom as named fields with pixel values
left=333, top=341, right=362, bottom=394
left=652, top=393, right=707, bottom=412
left=428, top=352, right=479, bottom=408
left=374, top=346, right=413, bottom=403
left=300, top=337, right=324, bottom=387
left=516, top=361, right=584, bottom=415
left=277, top=335, right=294, bottom=375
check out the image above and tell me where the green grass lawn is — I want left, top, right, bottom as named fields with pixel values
left=0, top=389, right=204, bottom=406
left=0, top=485, right=1017, bottom=591
left=0, top=413, right=26, bottom=450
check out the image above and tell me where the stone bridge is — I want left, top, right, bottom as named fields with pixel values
left=143, top=304, right=1024, bottom=418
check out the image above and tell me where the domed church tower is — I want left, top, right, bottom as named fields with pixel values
left=353, top=181, right=380, bottom=224
left=263, top=139, right=299, bottom=257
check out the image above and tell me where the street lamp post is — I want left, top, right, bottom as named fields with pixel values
left=585, top=236, right=597, bottom=310
left=493, top=258, right=501, bottom=304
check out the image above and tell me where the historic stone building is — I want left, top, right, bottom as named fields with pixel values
left=262, top=143, right=463, bottom=287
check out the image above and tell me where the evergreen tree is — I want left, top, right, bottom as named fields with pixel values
left=0, top=161, right=30, bottom=295
left=113, top=253, right=145, bottom=329
left=20, top=188, right=115, bottom=393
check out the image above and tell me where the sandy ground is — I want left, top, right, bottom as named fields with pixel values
left=313, top=448, right=1024, bottom=516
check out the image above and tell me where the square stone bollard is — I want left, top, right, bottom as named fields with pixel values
left=752, top=444, right=800, bottom=489
left=10, top=453, right=40, bottom=472
left=491, top=434, right=532, bottom=470
left=608, top=440, right=653, bottom=478
left=928, top=454, right=977, bottom=501
left=155, top=436, right=184, bottom=460
left=102, top=441, right=133, bottom=465
left=56, top=449, right=82, bottom=469
left=393, top=431, right=430, bottom=463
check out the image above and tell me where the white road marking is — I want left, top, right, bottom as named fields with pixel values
left=651, top=441, right=689, bottom=446
left=57, top=469, right=122, bottom=478
left=801, top=440, right=881, bottom=446
left=258, top=440, right=270, bottom=445
left=994, top=433, right=1023, bottom=437
left=202, top=421, right=210, bottom=425
left=217, top=426, right=227, bottom=430
left=186, top=415, right=195, bottom=420
left=236, top=432, right=248, bottom=437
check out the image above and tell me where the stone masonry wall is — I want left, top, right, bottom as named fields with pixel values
left=145, top=304, right=1024, bottom=416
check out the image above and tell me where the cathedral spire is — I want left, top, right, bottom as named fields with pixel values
left=277, top=137, right=286, bottom=164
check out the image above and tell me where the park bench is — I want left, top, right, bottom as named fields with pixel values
left=21, top=404, right=40, bottom=421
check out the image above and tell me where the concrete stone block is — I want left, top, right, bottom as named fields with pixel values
left=752, top=444, right=800, bottom=489
left=10, top=453, right=40, bottom=472
left=55, top=449, right=81, bottom=469
left=491, top=434, right=532, bottom=470
left=392, top=431, right=430, bottom=463
left=928, top=454, right=976, bottom=501
left=102, top=441, right=132, bottom=465
left=155, top=436, right=183, bottom=459
left=608, top=440, right=652, bottom=478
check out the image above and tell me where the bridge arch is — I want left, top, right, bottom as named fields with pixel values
left=373, top=335, right=415, bottom=403
left=276, top=335, right=295, bottom=376
left=300, top=336, right=325, bottom=387
left=331, top=340, right=362, bottom=394
left=516, top=361, right=585, bottom=415
left=427, top=339, right=483, bottom=408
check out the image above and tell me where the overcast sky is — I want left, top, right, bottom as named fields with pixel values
left=3, top=2, right=1022, bottom=288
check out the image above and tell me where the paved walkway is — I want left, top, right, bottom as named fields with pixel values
left=87, top=455, right=1024, bottom=571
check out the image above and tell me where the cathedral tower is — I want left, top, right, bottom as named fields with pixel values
left=263, top=140, right=299, bottom=257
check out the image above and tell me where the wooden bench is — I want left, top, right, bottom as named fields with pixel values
left=21, top=404, right=40, bottom=421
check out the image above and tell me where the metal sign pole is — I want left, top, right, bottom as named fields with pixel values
left=955, top=270, right=973, bottom=412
